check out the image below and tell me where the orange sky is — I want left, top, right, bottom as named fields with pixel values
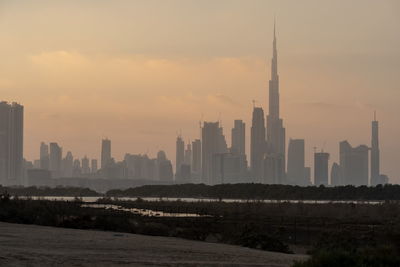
left=0, top=0, right=399, bottom=182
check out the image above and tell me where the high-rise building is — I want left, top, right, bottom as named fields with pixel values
left=40, top=142, right=49, bottom=170
left=101, top=138, right=111, bottom=169
left=184, top=143, right=192, bottom=165
left=0, top=102, right=24, bottom=185
left=371, top=113, right=380, bottom=186
left=175, top=136, right=184, bottom=179
left=202, top=122, right=224, bottom=184
left=191, top=139, right=201, bottom=172
left=339, top=141, right=369, bottom=186
left=250, top=107, right=265, bottom=182
left=91, top=159, right=98, bottom=174
left=49, top=142, right=62, bottom=178
left=314, top=152, right=329, bottom=186
left=330, top=162, right=341, bottom=186
left=287, top=139, right=306, bottom=185
left=265, top=23, right=286, bottom=184
left=62, top=151, right=73, bottom=177
left=231, top=120, right=245, bottom=156
left=82, top=156, right=90, bottom=174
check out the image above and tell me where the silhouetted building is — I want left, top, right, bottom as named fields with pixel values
left=62, top=151, right=73, bottom=177
left=184, top=143, right=192, bottom=165
left=340, top=141, right=369, bottom=186
left=330, top=162, right=341, bottom=186
left=314, top=152, right=329, bottom=186
left=82, top=156, right=90, bottom=175
left=27, top=169, right=52, bottom=187
left=73, top=159, right=82, bottom=177
left=231, top=120, right=245, bottom=156
left=101, top=138, right=111, bottom=169
left=175, top=136, right=184, bottom=179
left=91, top=159, right=98, bottom=174
left=263, top=152, right=285, bottom=184
left=250, top=107, right=266, bottom=182
left=201, top=122, right=220, bottom=184
left=40, top=142, right=49, bottom=170
left=49, top=142, right=62, bottom=178
left=266, top=24, right=286, bottom=184
left=304, top=167, right=311, bottom=185
left=211, top=152, right=247, bottom=184
left=371, top=113, right=380, bottom=186
left=33, top=159, right=41, bottom=169
left=287, top=139, right=306, bottom=185
left=191, top=139, right=201, bottom=182
left=0, top=102, right=24, bottom=185
left=159, top=160, right=173, bottom=181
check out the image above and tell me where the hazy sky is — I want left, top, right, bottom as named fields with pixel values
left=0, top=0, right=399, bottom=182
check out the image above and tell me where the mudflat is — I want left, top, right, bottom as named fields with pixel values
left=0, top=222, right=307, bottom=266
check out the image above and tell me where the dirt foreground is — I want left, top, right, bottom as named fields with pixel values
left=0, top=222, right=307, bottom=266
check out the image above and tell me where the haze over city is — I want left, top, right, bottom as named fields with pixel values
left=1, top=0, right=399, bottom=182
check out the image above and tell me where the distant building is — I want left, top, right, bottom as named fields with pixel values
left=33, top=159, right=41, bottom=169
left=370, top=113, right=385, bottom=186
left=27, top=169, right=52, bottom=187
left=314, top=152, right=329, bottom=186
left=175, top=136, right=184, bottom=179
left=263, top=152, right=284, bottom=184
left=82, top=156, right=90, bottom=175
left=201, top=122, right=220, bottom=184
left=49, top=142, right=62, bottom=178
left=101, top=138, right=111, bottom=169
left=340, top=141, right=369, bottom=186
left=62, top=151, right=73, bottom=177
left=159, top=160, right=173, bottom=181
left=231, top=120, right=245, bottom=156
left=266, top=25, right=286, bottom=185
left=330, top=162, right=341, bottom=186
left=73, top=159, right=82, bottom=177
left=0, top=102, right=24, bottom=185
left=287, top=139, right=306, bottom=185
left=191, top=139, right=201, bottom=181
left=40, top=142, right=49, bottom=170
left=91, top=159, right=98, bottom=174
left=250, top=107, right=266, bottom=182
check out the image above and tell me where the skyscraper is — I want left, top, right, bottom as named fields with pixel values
left=82, top=156, right=90, bottom=174
left=287, top=139, right=306, bottom=185
left=40, top=142, right=49, bottom=170
left=49, top=142, right=62, bottom=178
left=201, top=122, right=221, bottom=184
left=62, top=151, right=73, bottom=177
left=266, top=22, right=286, bottom=184
left=191, top=139, right=201, bottom=182
left=371, top=112, right=380, bottom=186
left=101, top=138, right=111, bottom=169
left=339, top=141, right=369, bottom=186
left=330, top=162, right=341, bottom=186
left=231, top=120, right=245, bottom=156
left=250, top=107, right=265, bottom=182
left=0, top=102, right=24, bottom=185
left=91, top=159, right=98, bottom=174
left=314, top=152, right=329, bottom=186
left=175, top=135, right=184, bottom=179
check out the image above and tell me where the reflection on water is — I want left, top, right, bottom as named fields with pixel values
left=81, top=203, right=210, bottom=217
left=22, top=196, right=384, bottom=205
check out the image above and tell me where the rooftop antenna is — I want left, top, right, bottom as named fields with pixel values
left=252, top=99, right=256, bottom=108
left=374, top=110, right=377, bottom=121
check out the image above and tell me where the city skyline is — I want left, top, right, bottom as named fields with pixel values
left=0, top=0, right=399, bottom=182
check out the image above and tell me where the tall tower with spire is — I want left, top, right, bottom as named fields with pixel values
left=265, top=21, right=286, bottom=184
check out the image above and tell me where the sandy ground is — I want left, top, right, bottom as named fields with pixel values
left=0, top=222, right=307, bottom=266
